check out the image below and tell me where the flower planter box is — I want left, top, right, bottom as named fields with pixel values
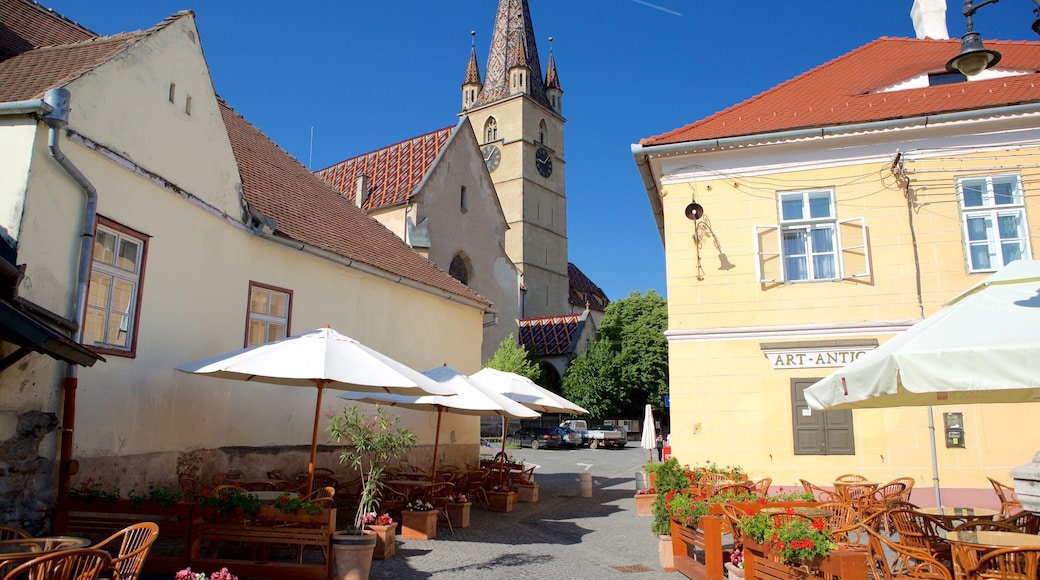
left=366, top=523, right=396, bottom=559
left=401, top=509, right=438, bottom=540
left=445, top=502, right=471, bottom=528
left=635, top=493, right=657, bottom=517
left=488, top=490, right=514, bottom=513
left=725, top=561, right=745, bottom=579
left=659, top=534, right=675, bottom=572
left=671, top=515, right=728, bottom=580
left=518, top=483, right=539, bottom=503
left=743, top=537, right=868, bottom=580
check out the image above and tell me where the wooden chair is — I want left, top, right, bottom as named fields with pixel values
left=999, top=510, right=1040, bottom=534
left=428, top=481, right=456, bottom=535
left=860, top=524, right=952, bottom=580
left=461, top=467, right=490, bottom=508
left=892, top=476, right=916, bottom=501
left=304, top=486, right=337, bottom=507
left=816, top=501, right=863, bottom=546
left=0, top=525, right=31, bottom=540
left=1, top=548, right=112, bottom=580
left=267, top=469, right=288, bottom=481
left=862, top=481, right=907, bottom=522
left=749, top=477, right=772, bottom=496
left=711, top=483, right=753, bottom=498
left=178, top=475, right=209, bottom=502
left=240, top=480, right=278, bottom=492
left=799, top=479, right=838, bottom=502
left=378, top=484, right=410, bottom=520
left=697, top=473, right=731, bottom=496
left=719, top=503, right=750, bottom=546
left=887, top=507, right=953, bottom=568
left=93, top=522, right=159, bottom=580
left=211, top=470, right=244, bottom=486
left=835, top=473, right=869, bottom=483
left=967, top=546, right=1040, bottom=580
left=987, top=477, right=1023, bottom=517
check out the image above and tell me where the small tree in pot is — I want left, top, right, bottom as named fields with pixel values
left=327, top=404, right=416, bottom=580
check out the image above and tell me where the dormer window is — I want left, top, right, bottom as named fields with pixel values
left=484, top=117, right=498, bottom=142
left=928, top=71, right=967, bottom=86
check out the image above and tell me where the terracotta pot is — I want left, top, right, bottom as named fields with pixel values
left=658, top=534, right=675, bottom=572
left=365, top=523, right=395, bottom=559
left=331, top=530, right=377, bottom=580
left=401, top=509, right=438, bottom=540
left=488, top=490, right=513, bottom=513
left=445, top=502, right=471, bottom=527
left=518, top=484, right=539, bottom=503
left=634, top=493, right=657, bottom=517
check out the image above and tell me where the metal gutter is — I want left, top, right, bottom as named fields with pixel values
left=631, top=103, right=1040, bottom=244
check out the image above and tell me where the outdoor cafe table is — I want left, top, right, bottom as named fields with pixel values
left=387, top=479, right=435, bottom=502
left=0, top=536, right=91, bottom=574
left=948, top=530, right=1040, bottom=579
left=919, top=506, right=998, bottom=529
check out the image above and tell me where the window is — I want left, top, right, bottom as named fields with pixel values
left=449, top=254, right=470, bottom=286
left=84, top=219, right=148, bottom=355
left=754, top=189, right=869, bottom=283
left=959, top=174, right=1030, bottom=272
left=538, top=120, right=547, bottom=144
left=246, top=282, right=292, bottom=347
left=460, top=186, right=467, bottom=213
left=792, top=379, right=855, bottom=455
left=484, top=117, right=498, bottom=143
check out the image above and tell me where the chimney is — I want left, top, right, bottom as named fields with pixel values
left=911, top=0, right=949, bottom=39
left=354, top=174, right=368, bottom=209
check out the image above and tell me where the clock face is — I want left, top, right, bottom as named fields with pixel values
left=482, top=144, right=501, bottom=173
left=535, top=147, right=553, bottom=178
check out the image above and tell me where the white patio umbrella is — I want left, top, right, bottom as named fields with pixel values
left=469, top=367, right=587, bottom=456
left=804, top=259, right=1040, bottom=505
left=640, top=404, right=657, bottom=463
left=339, top=365, right=540, bottom=480
left=176, top=326, right=453, bottom=493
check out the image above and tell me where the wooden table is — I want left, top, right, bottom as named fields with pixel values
left=948, top=530, right=1040, bottom=579
left=386, top=479, right=435, bottom=503
left=0, top=536, right=91, bottom=575
left=919, top=506, right=998, bottom=529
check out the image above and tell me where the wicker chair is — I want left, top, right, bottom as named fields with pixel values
left=835, top=473, right=869, bottom=483
left=887, top=507, right=953, bottom=568
left=862, top=481, right=907, bottom=521
left=749, top=477, right=772, bottom=496
left=860, top=524, right=952, bottom=580
left=428, top=481, right=457, bottom=535
left=94, top=522, right=159, bottom=580
left=304, top=486, right=337, bottom=507
left=987, top=477, right=1023, bottom=517
left=999, top=510, right=1040, bottom=534
left=718, top=503, right=749, bottom=546
left=0, top=525, right=30, bottom=541
left=892, top=476, right=915, bottom=501
left=1, top=548, right=112, bottom=580
left=240, top=480, right=278, bottom=492
left=178, top=475, right=209, bottom=502
left=211, top=470, right=244, bottom=486
left=460, top=467, right=490, bottom=508
left=816, top=501, right=862, bottom=546
left=799, top=479, right=839, bottom=502
left=966, top=546, right=1040, bottom=580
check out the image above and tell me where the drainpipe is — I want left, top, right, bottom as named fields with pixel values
left=40, top=88, right=97, bottom=502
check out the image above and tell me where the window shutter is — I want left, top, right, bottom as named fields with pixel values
left=792, top=379, right=856, bottom=456
left=838, top=217, right=870, bottom=279
left=754, top=225, right=783, bottom=283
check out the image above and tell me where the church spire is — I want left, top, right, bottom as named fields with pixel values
left=544, top=36, right=562, bottom=114
left=475, top=0, right=551, bottom=110
left=461, top=30, right=482, bottom=111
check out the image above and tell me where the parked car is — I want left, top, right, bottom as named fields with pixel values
left=510, top=427, right=562, bottom=449
left=552, top=426, right=583, bottom=448
left=480, top=437, right=502, bottom=458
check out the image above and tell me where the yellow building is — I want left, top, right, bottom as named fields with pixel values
left=632, top=29, right=1040, bottom=505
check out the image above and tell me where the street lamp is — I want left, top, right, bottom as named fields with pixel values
left=945, top=0, right=1040, bottom=76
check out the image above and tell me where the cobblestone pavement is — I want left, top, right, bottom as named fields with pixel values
left=368, top=444, right=673, bottom=579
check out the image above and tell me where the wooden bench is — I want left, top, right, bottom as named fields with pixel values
left=189, top=507, right=335, bottom=580
left=671, top=515, right=729, bottom=580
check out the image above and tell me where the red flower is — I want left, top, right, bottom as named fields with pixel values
left=784, top=507, right=794, bottom=514
left=756, top=497, right=768, bottom=504
left=812, top=520, right=825, bottom=531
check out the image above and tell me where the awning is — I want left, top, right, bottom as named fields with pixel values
left=0, top=300, right=103, bottom=369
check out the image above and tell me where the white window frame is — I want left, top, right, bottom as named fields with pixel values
left=246, top=282, right=292, bottom=347
left=958, top=174, right=1030, bottom=273
left=84, top=220, right=147, bottom=354
left=754, top=189, right=870, bottom=283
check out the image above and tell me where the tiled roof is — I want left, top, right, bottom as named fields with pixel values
left=314, top=126, right=454, bottom=210
left=642, top=37, right=1040, bottom=146
left=0, top=0, right=95, bottom=57
left=518, top=313, right=584, bottom=357
left=220, top=101, right=489, bottom=306
left=568, top=262, right=608, bottom=311
left=545, top=51, right=560, bottom=91
left=475, top=0, right=551, bottom=109
left=464, top=44, right=481, bottom=86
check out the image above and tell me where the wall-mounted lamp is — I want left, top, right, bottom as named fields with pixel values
left=945, top=0, right=1040, bottom=76
left=684, top=202, right=704, bottom=220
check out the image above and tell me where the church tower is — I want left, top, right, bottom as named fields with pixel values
left=460, top=0, right=568, bottom=318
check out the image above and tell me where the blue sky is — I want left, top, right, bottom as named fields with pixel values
left=39, top=0, right=1030, bottom=303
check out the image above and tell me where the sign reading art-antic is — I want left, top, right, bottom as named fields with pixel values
left=764, top=347, right=874, bottom=369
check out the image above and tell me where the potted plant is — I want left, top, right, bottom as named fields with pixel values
left=488, top=484, right=514, bottom=513
left=363, top=512, right=396, bottom=559
left=634, top=486, right=657, bottom=518
left=327, top=404, right=416, bottom=580
left=445, top=492, right=471, bottom=528
left=401, top=500, right=437, bottom=540
left=517, top=478, right=539, bottom=502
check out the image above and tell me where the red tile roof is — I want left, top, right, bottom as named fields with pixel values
left=315, top=127, right=454, bottom=210
left=518, top=313, right=584, bottom=357
left=568, top=262, right=608, bottom=311
left=642, top=37, right=1040, bottom=146
left=0, top=0, right=95, bottom=57
left=220, top=102, right=488, bottom=306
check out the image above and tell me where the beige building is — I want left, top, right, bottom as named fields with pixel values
left=0, top=1, right=490, bottom=531
left=633, top=12, right=1040, bottom=505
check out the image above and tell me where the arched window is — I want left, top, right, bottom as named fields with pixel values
left=538, top=120, right=548, bottom=145
left=449, top=254, right=470, bottom=286
left=484, top=117, right=498, bottom=143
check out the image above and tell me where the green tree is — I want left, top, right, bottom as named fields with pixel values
left=562, top=290, right=668, bottom=417
left=484, top=333, right=542, bottom=383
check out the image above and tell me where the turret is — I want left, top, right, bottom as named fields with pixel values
left=462, top=31, right=483, bottom=111
left=508, top=35, right=531, bottom=96
left=544, top=37, right=562, bottom=114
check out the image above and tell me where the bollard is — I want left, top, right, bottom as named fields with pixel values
left=635, top=470, right=649, bottom=491
left=579, top=472, right=593, bottom=497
